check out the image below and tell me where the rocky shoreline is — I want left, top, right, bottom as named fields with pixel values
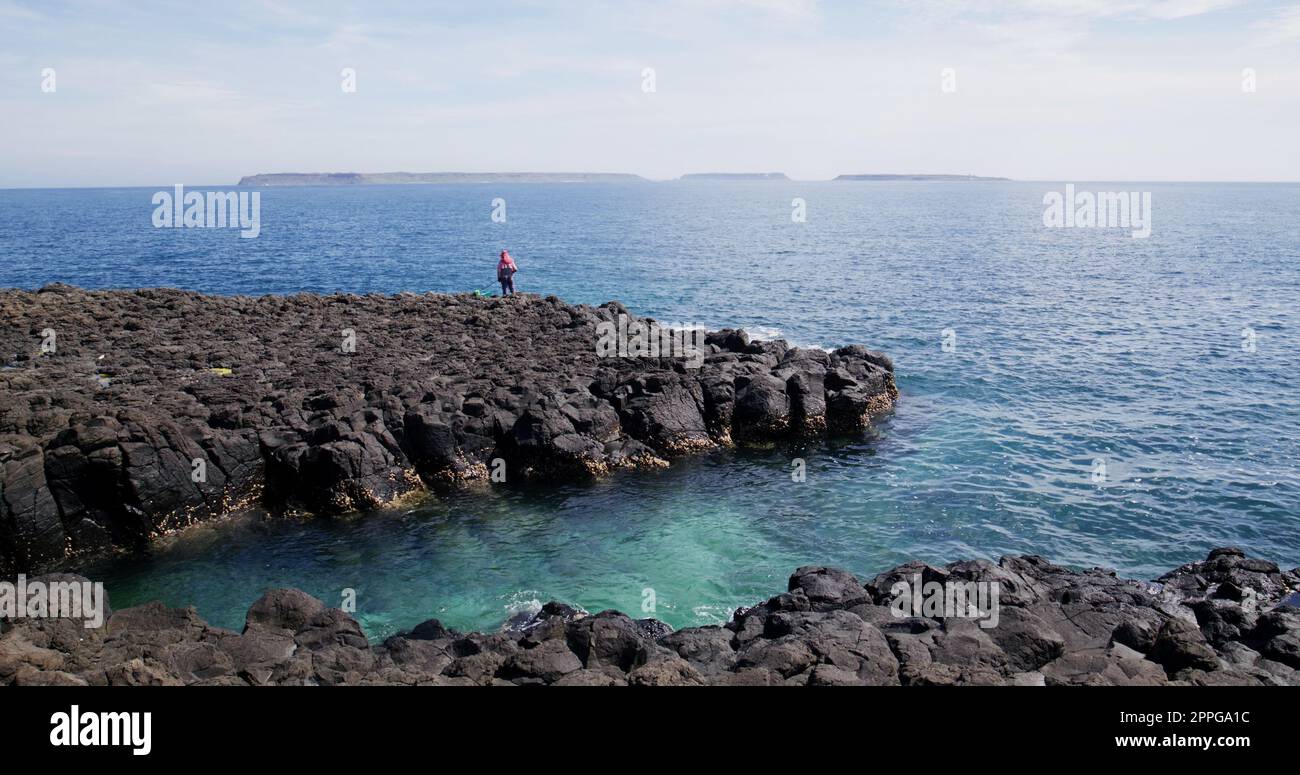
left=0, top=285, right=897, bottom=575
left=2, top=548, right=1297, bottom=686
left=7, top=287, right=1293, bottom=688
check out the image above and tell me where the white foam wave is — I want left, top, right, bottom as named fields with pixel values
left=744, top=325, right=832, bottom=352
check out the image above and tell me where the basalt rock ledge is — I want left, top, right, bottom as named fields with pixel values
left=2, top=548, right=1296, bottom=686
left=0, top=285, right=897, bottom=575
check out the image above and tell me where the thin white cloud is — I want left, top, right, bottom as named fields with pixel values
left=923, top=0, right=1240, bottom=19
left=0, top=0, right=43, bottom=21
left=0, top=0, right=1296, bottom=185
left=724, top=0, right=820, bottom=17
left=1252, top=4, right=1300, bottom=44
left=142, top=80, right=244, bottom=105
left=1145, top=0, right=1241, bottom=19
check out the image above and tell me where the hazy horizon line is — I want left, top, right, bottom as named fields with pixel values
left=6, top=177, right=1300, bottom=191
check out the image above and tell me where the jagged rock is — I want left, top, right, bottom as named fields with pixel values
left=553, top=668, right=627, bottom=686
left=659, top=626, right=737, bottom=675
left=984, top=607, right=1065, bottom=671
left=405, top=618, right=456, bottom=641
left=1250, top=608, right=1300, bottom=668
left=0, top=287, right=897, bottom=574
left=1111, top=618, right=1158, bottom=653
left=627, top=655, right=706, bottom=686
left=565, top=611, right=655, bottom=672
left=1149, top=618, right=1220, bottom=675
left=0, top=633, right=65, bottom=680
left=217, top=628, right=296, bottom=683
left=1041, top=648, right=1169, bottom=686
left=245, top=589, right=326, bottom=634
left=788, top=566, right=873, bottom=611
left=2, top=548, right=1295, bottom=686
left=501, top=639, right=583, bottom=683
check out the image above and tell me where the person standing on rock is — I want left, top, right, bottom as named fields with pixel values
left=497, top=250, right=518, bottom=296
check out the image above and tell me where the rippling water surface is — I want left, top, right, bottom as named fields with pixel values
left=3, top=181, right=1297, bottom=636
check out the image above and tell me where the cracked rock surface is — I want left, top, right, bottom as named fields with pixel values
left=0, top=285, right=897, bottom=574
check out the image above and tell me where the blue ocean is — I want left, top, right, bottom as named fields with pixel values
left=2, top=181, right=1297, bottom=636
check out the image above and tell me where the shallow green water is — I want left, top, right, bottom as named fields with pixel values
left=11, top=180, right=1299, bottom=637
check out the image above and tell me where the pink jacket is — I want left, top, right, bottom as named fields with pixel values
left=497, top=251, right=517, bottom=278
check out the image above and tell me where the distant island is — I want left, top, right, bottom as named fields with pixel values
left=235, top=171, right=1011, bottom=186
left=834, top=174, right=1011, bottom=181
left=236, top=172, right=649, bottom=186
left=679, top=172, right=790, bottom=181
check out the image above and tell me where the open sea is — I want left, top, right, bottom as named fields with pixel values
left=2, top=180, right=1297, bottom=637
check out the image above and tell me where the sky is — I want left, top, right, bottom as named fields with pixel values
left=0, top=0, right=1297, bottom=187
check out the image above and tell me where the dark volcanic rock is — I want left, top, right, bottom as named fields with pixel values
left=7, top=548, right=1293, bottom=686
left=1149, top=618, right=1220, bottom=675
left=245, top=589, right=327, bottom=634
left=0, top=287, right=897, bottom=574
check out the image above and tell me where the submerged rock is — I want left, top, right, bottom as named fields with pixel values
left=4, top=548, right=1296, bottom=686
left=0, top=287, right=897, bottom=574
